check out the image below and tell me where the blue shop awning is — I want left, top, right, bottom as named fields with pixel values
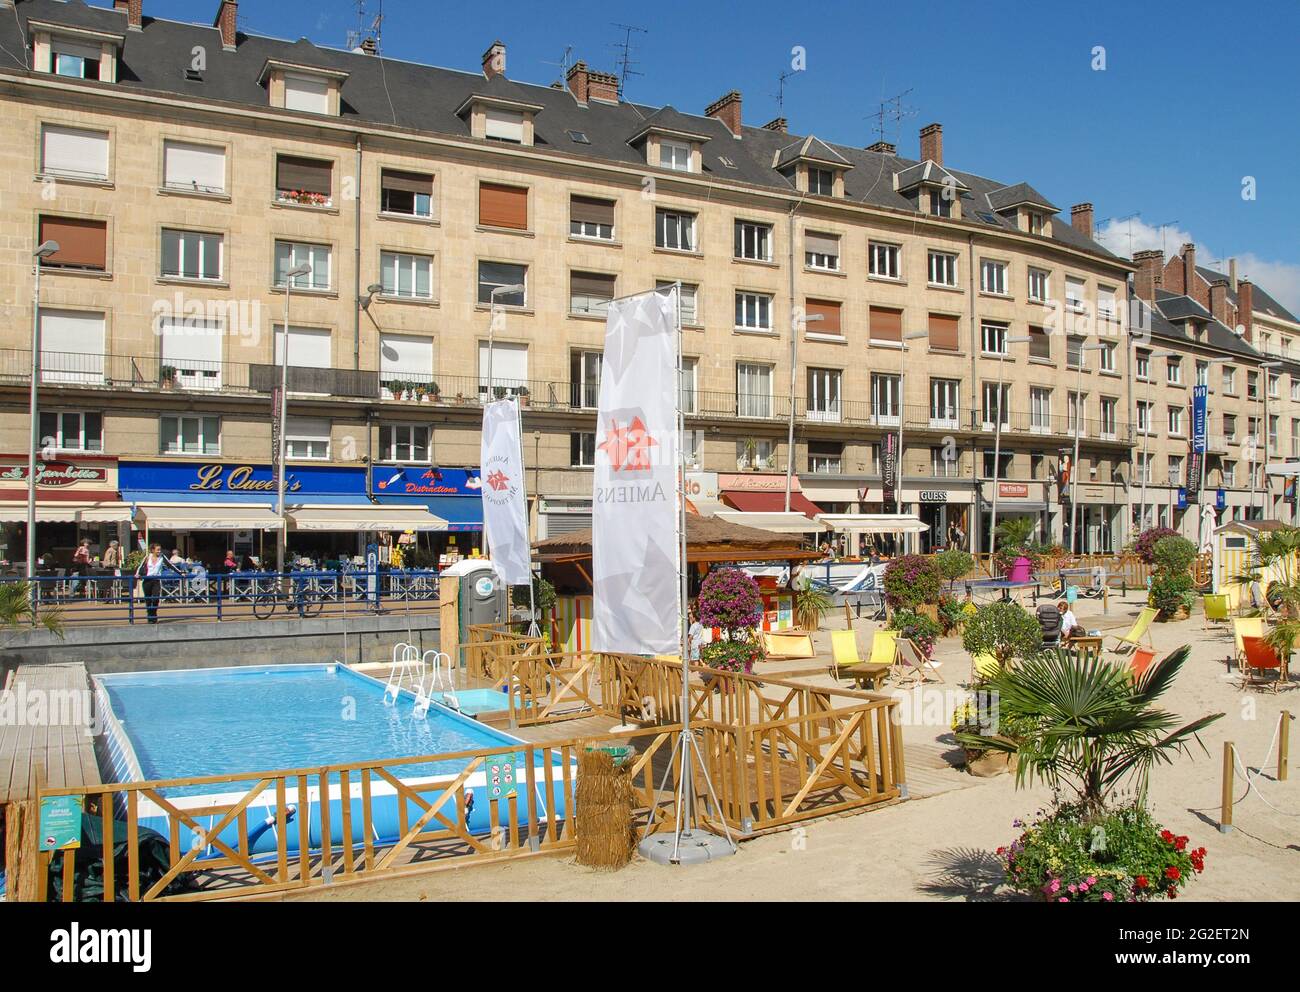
left=376, top=495, right=483, bottom=532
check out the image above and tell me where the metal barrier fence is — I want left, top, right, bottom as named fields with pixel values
left=0, top=569, right=440, bottom=626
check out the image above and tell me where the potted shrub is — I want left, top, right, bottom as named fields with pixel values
left=793, top=576, right=832, bottom=632
left=937, top=595, right=967, bottom=637
left=517, top=385, right=530, bottom=407
left=428, top=382, right=441, bottom=403
left=1149, top=535, right=1198, bottom=620
left=882, top=553, right=942, bottom=621
left=159, top=365, right=177, bottom=389
left=960, top=600, right=1042, bottom=669
left=965, top=646, right=1222, bottom=901
left=1131, top=525, right=1178, bottom=565
left=697, top=567, right=765, bottom=682
left=934, top=547, right=974, bottom=593
left=992, top=517, right=1041, bottom=576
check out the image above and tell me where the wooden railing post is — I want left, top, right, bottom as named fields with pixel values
left=1280, top=711, right=1291, bottom=782
left=1220, top=740, right=1234, bottom=834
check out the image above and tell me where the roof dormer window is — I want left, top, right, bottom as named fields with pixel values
left=659, top=140, right=692, bottom=172
left=457, top=95, right=542, bottom=147
left=30, top=23, right=123, bottom=84
left=262, top=60, right=349, bottom=117
left=773, top=136, right=851, bottom=197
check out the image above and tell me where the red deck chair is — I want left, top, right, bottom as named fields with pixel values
left=1129, top=648, right=1156, bottom=680
left=1240, top=636, right=1283, bottom=693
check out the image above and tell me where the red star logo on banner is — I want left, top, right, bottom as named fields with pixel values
left=485, top=469, right=511, bottom=491
left=598, top=416, right=658, bottom=471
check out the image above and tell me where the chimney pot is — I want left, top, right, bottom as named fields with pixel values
left=1070, top=202, right=1094, bottom=240
left=919, top=122, right=943, bottom=166
left=213, top=0, right=237, bottom=50
left=114, top=0, right=143, bottom=29
left=482, top=40, right=506, bottom=79
left=1229, top=257, right=1238, bottom=292
left=1239, top=278, right=1255, bottom=342
left=360, top=36, right=377, bottom=55
left=1133, top=249, right=1164, bottom=303
left=565, top=60, right=589, bottom=102
left=705, top=90, right=743, bottom=138
left=1209, top=277, right=1231, bottom=326
left=866, top=140, right=896, bottom=155
left=761, top=117, right=788, bottom=134
left=1181, top=243, right=1202, bottom=306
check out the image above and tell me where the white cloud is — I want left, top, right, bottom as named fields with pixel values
left=1095, top=218, right=1300, bottom=317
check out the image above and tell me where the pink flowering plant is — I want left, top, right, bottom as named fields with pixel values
left=697, top=568, right=765, bottom=674
left=881, top=554, right=941, bottom=609
left=1131, top=526, right=1178, bottom=565
left=1001, top=802, right=1206, bottom=903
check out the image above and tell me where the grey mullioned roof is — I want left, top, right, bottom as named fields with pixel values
left=986, top=181, right=1058, bottom=213
left=1195, top=264, right=1299, bottom=326
left=2, top=0, right=1120, bottom=263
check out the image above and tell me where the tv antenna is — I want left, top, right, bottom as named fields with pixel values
left=1099, top=211, right=1142, bottom=256
left=773, top=69, right=798, bottom=113
left=542, top=45, right=575, bottom=86
left=610, top=23, right=646, bottom=97
left=869, top=88, right=916, bottom=145
left=346, top=0, right=384, bottom=54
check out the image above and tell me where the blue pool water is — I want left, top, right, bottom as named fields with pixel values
left=94, top=665, right=568, bottom=858
left=99, top=666, right=523, bottom=796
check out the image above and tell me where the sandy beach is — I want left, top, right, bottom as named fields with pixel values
left=285, top=591, right=1299, bottom=902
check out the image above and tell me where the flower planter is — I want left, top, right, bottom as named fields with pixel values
left=963, top=749, right=1017, bottom=778
left=916, top=603, right=939, bottom=624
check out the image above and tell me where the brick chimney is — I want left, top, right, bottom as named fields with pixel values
left=1239, top=278, right=1255, bottom=342
left=1209, top=277, right=1231, bottom=326
left=919, top=122, right=942, bottom=165
left=114, top=0, right=143, bottom=29
left=482, top=40, right=506, bottom=79
left=1070, top=202, right=1094, bottom=239
left=1228, top=257, right=1238, bottom=292
left=1133, top=249, right=1164, bottom=303
left=1180, top=243, right=1205, bottom=306
left=213, top=0, right=237, bottom=50
left=565, top=61, right=590, bottom=102
left=565, top=60, right=617, bottom=103
left=706, top=91, right=743, bottom=137
left=866, top=140, right=896, bottom=155
left=761, top=117, right=788, bottom=134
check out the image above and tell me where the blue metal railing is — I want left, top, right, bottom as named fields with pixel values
left=0, top=568, right=441, bottom=626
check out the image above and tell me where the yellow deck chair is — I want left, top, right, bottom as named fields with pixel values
left=971, top=652, right=1001, bottom=681
left=1203, top=593, right=1231, bottom=632
left=869, top=629, right=900, bottom=669
left=1232, top=617, right=1264, bottom=669
left=831, top=629, right=862, bottom=668
left=1110, top=606, right=1157, bottom=655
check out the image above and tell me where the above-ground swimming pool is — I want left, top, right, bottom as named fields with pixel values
left=95, top=664, right=568, bottom=861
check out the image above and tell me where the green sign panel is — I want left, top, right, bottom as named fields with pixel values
left=486, top=753, right=519, bottom=800
left=39, top=795, right=84, bottom=852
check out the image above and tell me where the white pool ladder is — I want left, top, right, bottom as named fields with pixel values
left=412, top=650, right=454, bottom=718
left=384, top=642, right=424, bottom=705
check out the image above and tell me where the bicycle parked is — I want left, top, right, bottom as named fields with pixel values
left=251, top=576, right=326, bottom=620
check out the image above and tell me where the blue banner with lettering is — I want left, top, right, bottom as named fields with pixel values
left=371, top=466, right=484, bottom=531
left=120, top=461, right=367, bottom=503
left=1192, top=384, right=1208, bottom=455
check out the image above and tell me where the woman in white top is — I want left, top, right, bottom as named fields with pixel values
left=136, top=544, right=170, bottom=624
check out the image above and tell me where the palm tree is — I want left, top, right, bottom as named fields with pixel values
left=995, top=516, right=1037, bottom=551
left=0, top=581, right=64, bottom=642
left=956, top=646, right=1221, bottom=811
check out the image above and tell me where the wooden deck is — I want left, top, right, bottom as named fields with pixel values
left=0, top=663, right=101, bottom=803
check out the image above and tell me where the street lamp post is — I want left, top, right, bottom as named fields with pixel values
left=277, top=262, right=312, bottom=579
left=986, top=334, right=1032, bottom=558
left=783, top=312, right=824, bottom=513
left=1139, top=349, right=1182, bottom=535
left=1069, top=341, right=1108, bottom=555
left=1260, top=360, right=1282, bottom=520
left=896, top=330, right=928, bottom=552
left=26, top=241, right=60, bottom=596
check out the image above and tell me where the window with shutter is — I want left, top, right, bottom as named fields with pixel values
left=870, top=306, right=903, bottom=343
left=379, top=333, right=435, bottom=388
left=274, top=325, right=333, bottom=369
left=484, top=108, right=525, bottom=143
left=39, top=310, right=105, bottom=384
left=804, top=231, right=840, bottom=270
left=38, top=217, right=107, bottom=271
left=163, top=141, right=226, bottom=194
left=380, top=170, right=433, bottom=217
left=478, top=341, right=529, bottom=398
left=41, top=125, right=109, bottom=181
left=570, top=271, right=616, bottom=316
left=160, top=317, right=223, bottom=389
left=570, top=195, right=616, bottom=240
left=478, top=182, right=528, bottom=230
left=804, top=299, right=842, bottom=335
left=927, top=313, right=959, bottom=352
left=283, top=73, right=331, bottom=115
left=275, top=155, right=333, bottom=205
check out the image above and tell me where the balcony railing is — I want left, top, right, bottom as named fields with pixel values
left=0, top=353, right=1136, bottom=442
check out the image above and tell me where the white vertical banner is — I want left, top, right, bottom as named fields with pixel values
left=592, top=287, right=680, bottom=654
left=480, top=399, right=531, bottom=585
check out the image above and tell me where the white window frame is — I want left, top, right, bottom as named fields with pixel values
left=161, top=414, right=221, bottom=456
left=928, top=250, right=958, bottom=287
left=285, top=416, right=331, bottom=460
left=1030, top=387, right=1052, bottom=433
left=658, top=140, right=692, bottom=172
left=871, top=373, right=901, bottom=427
left=657, top=280, right=699, bottom=325
left=1028, top=267, right=1049, bottom=302
left=161, top=229, right=223, bottom=282
left=980, top=259, right=1008, bottom=295
left=982, top=382, right=1012, bottom=430
left=41, top=124, right=109, bottom=182
left=734, top=221, right=773, bottom=262
left=735, top=292, right=773, bottom=332
left=39, top=410, right=103, bottom=453
left=477, top=260, right=527, bottom=307
left=737, top=363, right=774, bottom=419
left=930, top=378, right=961, bottom=429
left=379, top=423, right=430, bottom=463
left=274, top=241, right=331, bottom=291
left=1168, top=405, right=1185, bottom=436
left=806, top=367, right=842, bottom=423
left=869, top=242, right=901, bottom=280
left=380, top=251, right=434, bottom=300
left=655, top=209, right=696, bottom=252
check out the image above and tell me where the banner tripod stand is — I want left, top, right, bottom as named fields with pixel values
left=636, top=282, right=736, bottom=865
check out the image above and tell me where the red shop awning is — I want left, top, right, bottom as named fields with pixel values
left=720, top=489, right=823, bottom=519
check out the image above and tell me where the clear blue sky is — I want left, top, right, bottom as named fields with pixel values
left=151, top=0, right=1300, bottom=301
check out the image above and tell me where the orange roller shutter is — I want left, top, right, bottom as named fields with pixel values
left=928, top=312, right=960, bottom=351
left=479, top=182, right=529, bottom=230
left=870, top=306, right=903, bottom=343
left=39, top=216, right=107, bottom=270
left=805, top=298, right=842, bottom=335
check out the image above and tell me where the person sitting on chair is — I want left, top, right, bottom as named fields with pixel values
left=1058, top=599, right=1079, bottom=642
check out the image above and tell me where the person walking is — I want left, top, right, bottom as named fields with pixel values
left=135, top=544, right=170, bottom=624
left=69, top=538, right=92, bottom=597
